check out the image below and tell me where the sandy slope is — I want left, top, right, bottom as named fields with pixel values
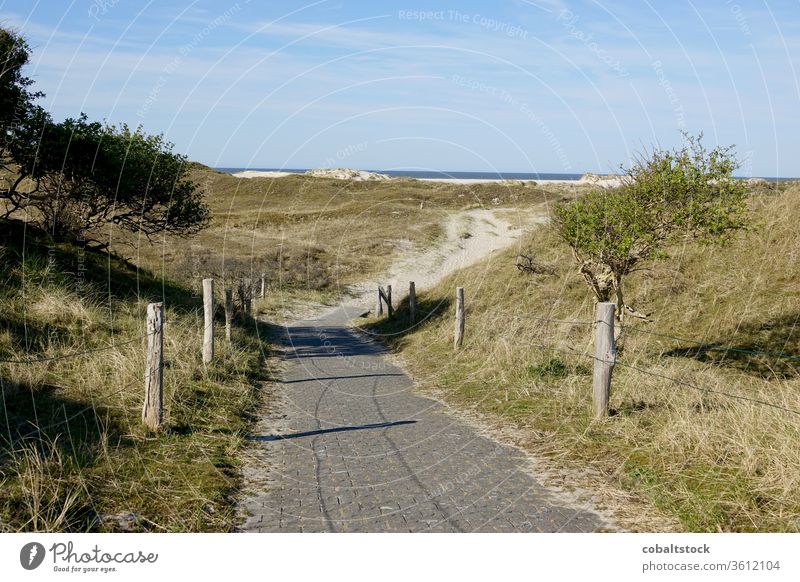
left=352, top=207, right=546, bottom=308
left=274, top=207, right=543, bottom=323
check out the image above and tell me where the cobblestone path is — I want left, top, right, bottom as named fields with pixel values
left=239, top=306, right=609, bottom=533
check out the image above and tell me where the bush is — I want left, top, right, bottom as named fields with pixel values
left=554, top=133, right=748, bottom=320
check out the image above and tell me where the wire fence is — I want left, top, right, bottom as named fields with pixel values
left=6, top=375, right=143, bottom=441
left=624, top=325, right=800, bottom=362
left=1, top=278, right=259, bottom=437
left=0, top=330, right=152, bottom=365
left=520, top=314, right=800, bottom=417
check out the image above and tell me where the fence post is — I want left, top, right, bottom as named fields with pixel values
left=593, top=302, right=616, bottom=418
left=260, top=273, right=266, bottom=299
left=244, top=278, right=252, bottom=317
left=409, top=281, right=416, bottom=325
left=386, top=284, right=394, bottom=317
left=224, top=288, right=233, bottom=342
left=376, top=287, right=384, bottom=316
left=143, top=302, right=164, bottom=431
left=237, top=282, right=245, bottom=316
left=238, top=280, right=251, bottom=320
left=454, top=287, right=465, bottom=349
left=202, top=278, right=214, bottom=363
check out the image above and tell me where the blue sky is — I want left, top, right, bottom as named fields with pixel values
left=2, top=0, right=798, bottom=175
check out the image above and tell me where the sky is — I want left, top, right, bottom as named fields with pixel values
left=1, top=0, right=798, bottom=176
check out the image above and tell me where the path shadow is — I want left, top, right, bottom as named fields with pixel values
left=249, top=419, right=417, bottom=442
left=662, top=312, right=800, bottom=380
left=283, top=325, right=386, bottom=360
left=279, top=373, right=405, bottom=384
left=360, top=295, right=452, bottom=347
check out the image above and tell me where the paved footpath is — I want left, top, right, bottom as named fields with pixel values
left=239, top=305, right=610, bottom=532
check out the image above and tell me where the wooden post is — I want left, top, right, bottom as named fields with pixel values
left=454, top=287, right=465, bottom=349
left=260, top=273, right=266, bottom=299
left=237, top=282, right=245, bottom=312
left=202, top=278, right=214, bottom=363
left=593, top=302, right=616, bottom=418
left=376, top=287, right=384, bottom=316
left=408, top=281, right=416, bottom=325
left=237, top=280, right=251, bottom=320
left=244, top=278, right=252, bottom=317
left=386, top=284, right=394, bottom=317
left=224, top=288, right=233, bottom=342
left=143, top=302, right=164, bottom=431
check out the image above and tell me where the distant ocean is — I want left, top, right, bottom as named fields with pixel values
left=215, top=168, right=585, bottom=181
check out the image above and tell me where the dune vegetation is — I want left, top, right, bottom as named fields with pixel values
left=119, top=166, right=579, bottom=318
left=0, top=219, right=273, bottom=531
left=365, top=181, right=800, bottom=532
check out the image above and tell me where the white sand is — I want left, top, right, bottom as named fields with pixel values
left=351, top=207, right=547, bottom=308
left=232, top=170, right=295, bottom=179
left=420, top=178, right=577, bottom=185
left=229, top=169, right=625, bottom=187
left=232, top=168, right=391, bottom=181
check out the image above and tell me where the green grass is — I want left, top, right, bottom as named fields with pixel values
left=0, top=219, right=272, bottom=531
left=364, top=183, right=800, bottom=532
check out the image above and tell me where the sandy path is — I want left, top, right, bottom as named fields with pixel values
left=351, top=207, right=545, bottom=308
left=274, top=207, right=545, bottom=323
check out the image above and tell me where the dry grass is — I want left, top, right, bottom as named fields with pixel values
left=9, top=163, right=790, bottom=532
left=365, top=183, right=800, bottom=532
left=116, top=166, right=580, bottom=296
left=0, top=166, right=578, bottom=532
left=0, top=220, right=271, bottom=532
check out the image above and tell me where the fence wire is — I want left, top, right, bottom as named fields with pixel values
left=0, top=330, right=152, bottom=365
left=519, top=315, right=800, bottom=418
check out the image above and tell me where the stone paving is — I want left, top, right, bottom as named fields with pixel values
left=239, top=306, right=609, bottom=532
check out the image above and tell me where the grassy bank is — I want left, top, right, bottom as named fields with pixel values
left=365, top=183, right=800, bottom=532
left=118, top=167, right=583, bottom=304
left=0, top=220, right=272, bottom=532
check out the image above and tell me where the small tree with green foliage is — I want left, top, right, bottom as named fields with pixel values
left=553, top=134, right=748, bottom=321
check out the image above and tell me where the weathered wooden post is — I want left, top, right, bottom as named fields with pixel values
left=224, top=288, right=233, bottom=342
left=143, top=302, right=164, bottom=430
left=260, top=273, right=266, bottom=299
left=386, top=284, right=394, bottom=317
left=238, top=280, right=251, bottom=320
left=202, top=278, right=214, bottom=363
left=376, top=287, right=384, bottom=316
left=237, top=281, right=245, bottom=315
left=244, top=277, right=252, bottom=317
left=593, top=302, right=616, bottom=418
left=408, top=281, right=416, bottom=325
left=454, top=287, right=465, bottom=349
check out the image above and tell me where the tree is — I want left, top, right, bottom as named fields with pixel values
left=553, top=133, right=748, bottom=322
left=1, top=27, right=49, bottom=189
left=1, top=27, right=209, bottom=245
left=28, top=116, right=209, bottom=243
